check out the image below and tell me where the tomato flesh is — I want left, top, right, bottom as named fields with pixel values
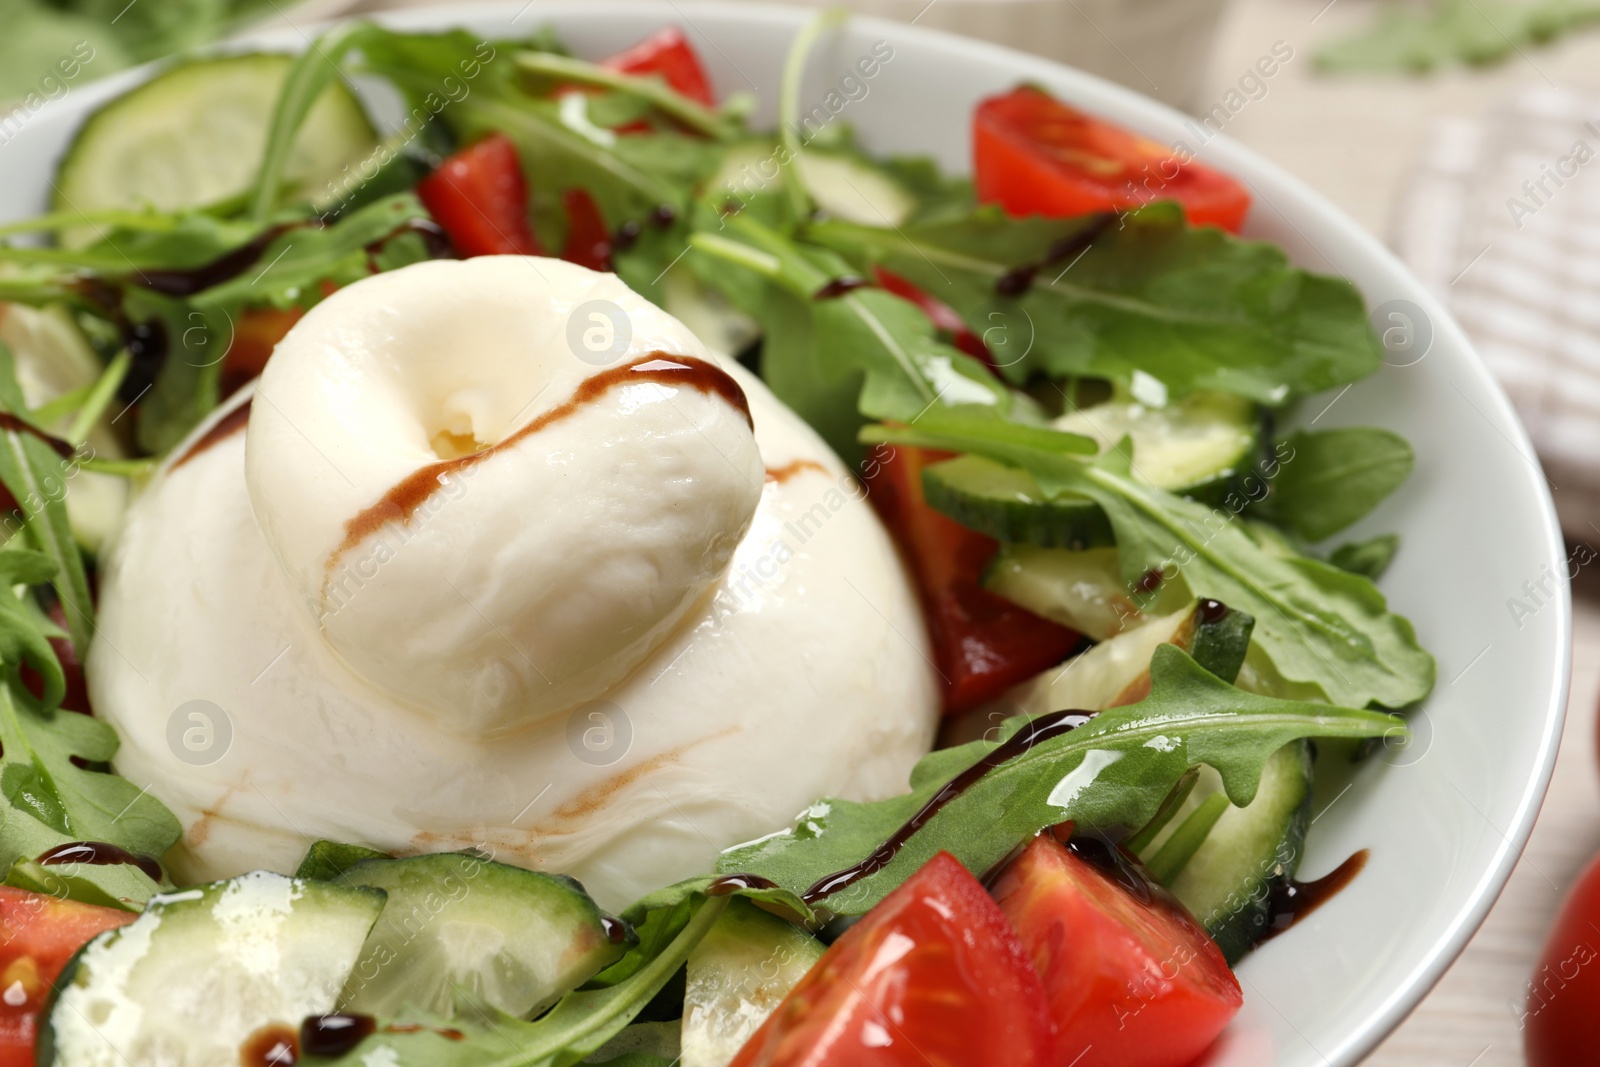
left=1526, top=851, right=1600, bottom=1065
left=974, top=87, right=1251, bottom=232
left=866, top=445, right=1081, bottom=714
left=415, top=133, right=543, bottom=258
left=601, top=27, right=716, bottom=106
left=730, top=852, right=1055, bottom=1067
left=993, top=835, right=1242, bottom=1067
left=0, top=887, right=134, bottom=1064
left=561, top=188, right=613, bottom=272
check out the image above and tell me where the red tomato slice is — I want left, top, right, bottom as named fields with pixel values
left=0, top=887, right=134, bottom=1065
left=1525, top=851, right=1600, bottom=1065
left=993, top=835, right=1242, bottom=1067
left=866, top=445, right=1081, bottom=714
left=415, top=133, right=544, bottom=258
left=872, top=267, right=994, bottom=368
left=974, top=87, right=1251, bottom=233
left=730, top=852, right=1055, bottom=1067
left=561, top=188, right=613, bottom=272
left=601, top=27, right=716, bottom=107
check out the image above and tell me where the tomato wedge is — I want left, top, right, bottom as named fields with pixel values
left=993, top=835, right=1242, bottom=1067
left=601, top=27, right=715, bottom=107
left=866, top=445, right=1081, bottom=714
left=415, top=133, right=543, bottom=258
left=730, top=852, right=1055, bottom=1067
left=974, top=87, right=1251, bottom=232
left=0, top=887, right=134, bottom=1065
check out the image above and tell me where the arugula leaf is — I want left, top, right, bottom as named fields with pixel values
left=315, top=896, right=729, bottom=1067
left=0, top=644, right=178, bottom=908
left=0, top=349, right=94, bottom=657
left=867, top=411, right=1435, bottom=708
left=1266, top=427, right=1414, bottom=541
left=719, top=645, right=1400, bottom=914
left=690, top=210, right=1017, bottom=460
left=1330, top=533, right=1402, bottom=580
left=1317, top=0, right=1600, bottom=73
left=808, top=203, right=1382, bottom=405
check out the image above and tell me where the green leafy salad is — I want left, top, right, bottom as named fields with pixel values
left=0, top=12, right=1434, bottom=1067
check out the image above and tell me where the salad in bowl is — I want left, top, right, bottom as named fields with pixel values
left=0, top=7, right=1454, bottom=1066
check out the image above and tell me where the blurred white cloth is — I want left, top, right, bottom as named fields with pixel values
left=1394, top=86, right=1600, bottom=536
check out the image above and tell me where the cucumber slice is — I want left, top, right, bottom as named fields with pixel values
left=796, top=151, right=917, bottom=227
left=706, top=142, right=918, bottom=227
left=54, top=54, right=377, bottom=246
left=43, top=871, right=384, bottom=1067
left=338, top=853, right=629, bottom=1019
left=925, top=454, right=1115, bottom=550
left=1140, top=742, right=1314, bottom=964
left=923, top=392, right=1261, bottom=549
left=1018, top=599, right=1253, bottom=714
left=682, top=898, right=824, bottom=1067
left=984, top=545, right=1190, bottom=641
left=1051, top=391, right=1259, bottom=494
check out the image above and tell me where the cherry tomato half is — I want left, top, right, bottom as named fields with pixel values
left=974, top=87, right=1251, bottom=232
left=415, top=133, right=543, bottom=258
left=601, top=27, right=716, bottom=107
left=866, top=445, right=1081, bottom=714
left=729, top=852, right=1056, bottom=1067
left=993, top=835, right=1242, bottom=1067
left=1526, top=851, right=1600, bottom=1066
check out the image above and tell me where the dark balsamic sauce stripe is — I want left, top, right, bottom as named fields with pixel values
left=800, top=709, right=1095, bottom=905
left=0, top=413, right=75, bottom=459
left=812, top=275, right=871, bottom=300
left=994, top=211, right=1118, bottom=297
left=37, top=840, right=162, bottom=882
left=329, top=353, right=752, bottom=576
left=1258, top=849, right=1369, bottom=943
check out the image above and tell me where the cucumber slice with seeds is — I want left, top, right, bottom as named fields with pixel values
left=924, top=391, right=1261, bottom=549
left=43, top=871, right=385, bottom=1067
left=1016, top=599, right=1253, bottom=714
left=682, top=898, right=824, bottom=1067
left=338, top=853, right=630, bottom=1019
left=1051, top=391, right=1259, bottom=493
left=984, top=544, right=1190, bottom=641
left=54, top=54, right=377, bottom=246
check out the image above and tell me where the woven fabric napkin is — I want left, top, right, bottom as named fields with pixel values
left=1394, top=85, right=1600, bottom=535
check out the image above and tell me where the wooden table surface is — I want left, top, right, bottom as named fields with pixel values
left=1197, top=3, right=1600, bottom=1063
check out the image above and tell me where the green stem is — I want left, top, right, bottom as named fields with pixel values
left=779, top=8, right=849, bottom=221
left=77, top=457, right=158, bottom=478
left=28, top=384, right=95, bottom=429
left=250, top=21, right=378, bottom=223
left=512, top=51, right=737, bottom=139
left=1145, top=791, right=1230, bottom=885
left=1122, top=767, right=1199, bottom=855
left=494, top=895, right=729, bottom=1067
left=66, top=351, right=131, bottom=447
left=0, top=209, right=178, bottom=239
left=688, top=231, right=783, bottom=277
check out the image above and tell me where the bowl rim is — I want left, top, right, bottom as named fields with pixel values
left=18, top=2, right=1575, bottom=1062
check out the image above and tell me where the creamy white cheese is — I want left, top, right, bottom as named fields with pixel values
left=88, top=257, right=939, bottom=909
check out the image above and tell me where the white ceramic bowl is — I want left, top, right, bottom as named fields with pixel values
left=0, top=4, right=1571, bottom=1064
